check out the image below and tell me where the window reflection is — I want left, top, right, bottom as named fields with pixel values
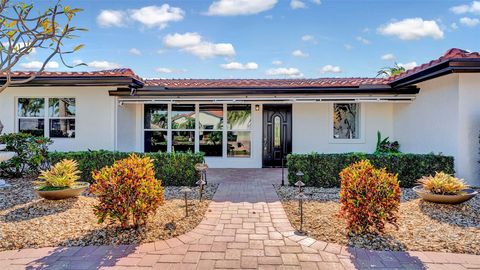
left=172, top=131, right=195, bottom=152
left=172, top=104, right=195, bottom=130
left=199, top=131, right=223, bottom=157
left=49, top=98, right=76, bottom=117
left=199, top=104, right=223, bottom=130
left=145, top=131, right=167, bottom=152
left=227, top=131, right=251, bottom=158
left=19, top=119, right=44, bottom=136
left=144, top=104, right=168, bottom=129
left=227, top=104, right=251, bottom=130
left=18, top=98, right=44, bottom=117
left=50, top=119, right=75, bottom=138
left=333, top=103, right=359, bottom=139
left=274, top=116, right=281, bottom=147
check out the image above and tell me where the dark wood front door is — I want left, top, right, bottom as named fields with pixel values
left=263, top=105, right=292, bottom=167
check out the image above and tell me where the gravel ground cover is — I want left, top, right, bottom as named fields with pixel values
left=275, top=185, right=480, bottom=254
left=0, top=178, right=218, bottom=251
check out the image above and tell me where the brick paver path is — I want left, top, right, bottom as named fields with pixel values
left=1, top=169, right=479, bottom=269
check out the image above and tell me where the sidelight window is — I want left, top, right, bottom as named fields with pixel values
left=227, top=104, right=251, bottom=158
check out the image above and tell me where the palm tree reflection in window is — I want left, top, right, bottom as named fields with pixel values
left=333, top=103, right=358, bottom=139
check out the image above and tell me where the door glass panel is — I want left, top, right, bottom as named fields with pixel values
left=273, top=116, right=281, bottom=147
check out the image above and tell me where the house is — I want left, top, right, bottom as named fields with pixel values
left=1, top=48, right=480, bottom=185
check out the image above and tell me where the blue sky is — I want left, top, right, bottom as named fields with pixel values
left=22, top=0, right=480, bottom=79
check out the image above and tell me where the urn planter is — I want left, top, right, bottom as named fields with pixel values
left=35, top=182, right=90, bottom=200
left=413, top=186, right=478, bottom=204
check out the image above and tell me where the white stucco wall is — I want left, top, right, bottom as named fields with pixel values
left=393, top=74, right=459, bottom=157
left=292, top=102, right=393, bottom=153
left=0, top=86, right=116, bottom=151
left=458, top=74, right=480, bottom=185
left=116, top=103, right=139, bottom=152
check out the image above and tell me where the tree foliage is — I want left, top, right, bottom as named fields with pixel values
left=377, top=63, right=406, bottom=78
left=0, top=0, right=86, bottom=93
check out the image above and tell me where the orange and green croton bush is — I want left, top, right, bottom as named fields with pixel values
left=90, top=154, right=164, bottom=228
left=339, top=160, right=401, bottom=235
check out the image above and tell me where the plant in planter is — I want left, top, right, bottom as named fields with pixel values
left=414, top=172, right=477, bottom=204
left=34, top=159, right=89, bottom=200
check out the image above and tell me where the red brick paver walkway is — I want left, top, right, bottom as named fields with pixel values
left=1, top=169, right=479, bottom=269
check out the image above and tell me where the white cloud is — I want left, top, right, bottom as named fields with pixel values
left=156, top=67, right=174, bottom=73
left=272, top=60, right=282, bottom=65
left=381, top=53, right=396, bottom=61
left=356, top=36, right=371, bottom=45
left=20, top=61, right=59, bottom=70
left=129, top=48, right=142, bottom=56
left=344, top=44, right=353, bottom=50
left=72, top=59, right=83, bottom=66
left=291, top=0, right=307, bottom=9
left=378, top=18, right=444, bottom=40
left=450, top=1, right=480, bottom=14
left=97, top=10, right=126, bottom=27
left=301, top=35, right=314, bottom=41
left=207, top=0, right=277, bottom=16
left=266, top=67, right=303, bottom=78
left=129, top=5, right=184, bottom=29
left=312, top=0, right=321, bottom=4
left=163, top=32, right=203, bottom=48
left=320, top=65, right=341, bottom=73
left=163, top=32, right=235, bottom=59
left=398, top=61, right=417, bottom=70
left=460, top=17, right=480, bottom=26
left=221, top=62, right=258, bottom=70
left=87, top=60, right=121, bottom=70
left=292, top=49, right=308, bottom=57
left=451, top=22, right=459, bottom=30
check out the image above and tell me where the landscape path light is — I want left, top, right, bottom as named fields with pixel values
left=196, top=179, right=206, bottom=202
left=295, top=192, right=308, bottom=235
left=180, top=187, right=192, bottom=217
left=295, top=171, right=305, bottom=193
left=195, top=163, right=209, bottom=185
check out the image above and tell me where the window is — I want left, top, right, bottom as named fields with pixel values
left=17, top=97, right=76, bottom=138
left=227, top=104, right=251, bottom=157
left=144, top=104, right=168, bottom=152
left=199, top=104, right=223, bottom=156
left=49, top=98, right=76, bottom=138
left=171, top=104, right=195, bottom=152
left=333, top=103, right=359, bottom=140
left=143, top=103, right=253, bottom=158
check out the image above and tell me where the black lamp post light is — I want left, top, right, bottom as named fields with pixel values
left=180, top=187, right=192, bottom=217
left=294, top=170, right=305, bottom=193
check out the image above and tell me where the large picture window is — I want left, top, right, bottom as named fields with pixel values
left=143, top=103, right=252, bottom=158
left=333, top=103, right=359, bottom=140
left=17, top=97, right=76, bottom=138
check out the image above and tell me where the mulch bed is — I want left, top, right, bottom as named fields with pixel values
left=0, top=178, right=217, bottom=251
left=275, top=185, right=480, bottom=254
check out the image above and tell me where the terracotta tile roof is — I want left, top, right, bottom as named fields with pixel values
left=3, top=68, right=143, bottom=83
left=144, top=78, right=389, bottom=88
left=388, top=48, right=480, bottom=82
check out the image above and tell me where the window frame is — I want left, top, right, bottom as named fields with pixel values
left=328, top=102, right=365, bottom=144
left=15, top=96, right=76, bottom=139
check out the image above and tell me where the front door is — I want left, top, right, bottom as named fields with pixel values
left=263, top=105, right=292, bottom=167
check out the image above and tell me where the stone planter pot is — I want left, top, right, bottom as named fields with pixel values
left=35, top=182, right=90, bottom=200
left=413, top=186, right=478, bottom=204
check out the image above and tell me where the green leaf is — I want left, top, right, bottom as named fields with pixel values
left=73, top=44, right=84, bottom=52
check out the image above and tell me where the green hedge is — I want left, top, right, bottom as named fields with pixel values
left=287, top=152, right=454, bottom=188
left=48, top=150, right=204, bottom=186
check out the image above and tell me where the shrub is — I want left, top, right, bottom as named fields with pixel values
left=287, top=152, right=454, bottom=188
left=90, top=154, right=164, bottom=228
left=35, top=159, right=81, bottom=191
left=375, top=131, right=400, bottom=154
left=417, top=172, right=468, bottom=195
left=48, top=150, right=204, bottom=186
left=0, top=133, right=52, bottom=178
left=339, top=160, right=401, bottom=234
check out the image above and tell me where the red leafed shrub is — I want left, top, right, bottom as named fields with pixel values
left=90, top=154, right=164, bottom=228
left=339, top=160, right=400, bottom=234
